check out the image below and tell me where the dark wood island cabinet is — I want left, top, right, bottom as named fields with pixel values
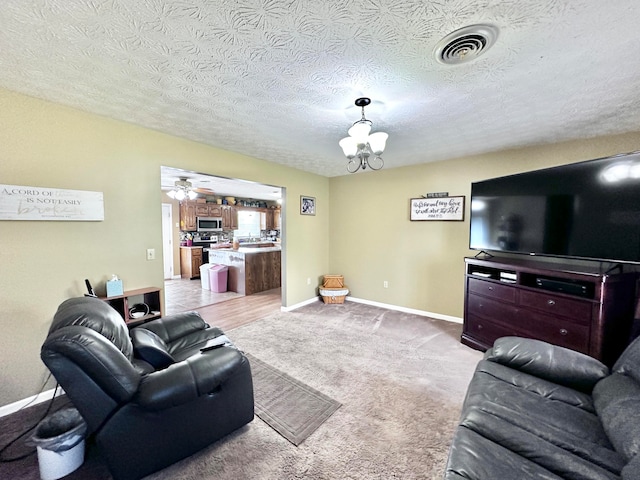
left=208, top=247, right=281, bottom=295
left=463, top=256, right=638, bottom=366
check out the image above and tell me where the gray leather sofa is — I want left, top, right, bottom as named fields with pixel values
left=445, top=336, right=640, bottom=480
left=41, top=296, right=254, bottom=480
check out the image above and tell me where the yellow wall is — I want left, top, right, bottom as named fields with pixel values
left=329, top=132, right=640, bottom=319
left=0, top=88, right=329, bottom=406
left=2, top=85, right=639, bottom=408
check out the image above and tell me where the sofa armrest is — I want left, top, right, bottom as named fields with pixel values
left=138, top=311, right=209, bottom=344
left=485, top=336, right=609, bottom=393
left=134, top=347, right=247, bottom=410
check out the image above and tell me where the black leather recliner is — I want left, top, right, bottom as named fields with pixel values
left=445, top=336, right=640, bottom=480
left=41, top=296, right=254, bottom=480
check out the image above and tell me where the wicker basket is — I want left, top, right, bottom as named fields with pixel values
left=323, top=275, right=344, bottom=288
left=320, top=287, right=349, bottom=304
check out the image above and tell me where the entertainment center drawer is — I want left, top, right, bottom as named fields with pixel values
left=521, top=311, right=590, bottom=352
left=519, top=290, right=592, bottom=322
left=465, top=314, right=521, bottom=347
left=467, top=278, right=516, bottom=303
left=467, top=293, right=518, bottom=320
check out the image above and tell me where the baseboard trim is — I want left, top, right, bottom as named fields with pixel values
left=0, top=387, right=64, bottom=419
left=346, top=296, right=463, bottom=324
left=281, top=296, right=320, bottom=311
left=283, top=295, right=462, bottom=324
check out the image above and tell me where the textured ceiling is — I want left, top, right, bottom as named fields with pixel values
left=1, top=1, right=640, bottom=178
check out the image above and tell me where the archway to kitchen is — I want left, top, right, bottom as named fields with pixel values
left=160, top=166, right=284, bottom=315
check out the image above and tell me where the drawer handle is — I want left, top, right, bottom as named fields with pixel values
left=547, top=299, right=556, bottom=306
left=559, top=328, right=568, bottom=336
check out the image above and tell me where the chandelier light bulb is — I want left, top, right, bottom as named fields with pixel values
left=339, top=137, right=358, bottom=158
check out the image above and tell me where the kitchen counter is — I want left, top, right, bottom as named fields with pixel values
left=207, top=247, right=281, bottom=295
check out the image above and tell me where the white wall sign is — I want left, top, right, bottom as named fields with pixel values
left=410, top=196, right=465, bottom=221
left=0, top=184, right=104, bottom=221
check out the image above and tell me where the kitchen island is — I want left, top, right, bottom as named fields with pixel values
left=207, top=245, right=281, bottom=295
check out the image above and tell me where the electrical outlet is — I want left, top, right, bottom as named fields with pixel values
left=307, top=277, right=311, bottom=285
left=383, top=280, right=389, bottom=288
left=146, top=248, right=155, bottom=260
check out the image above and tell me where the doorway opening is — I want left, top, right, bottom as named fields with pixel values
left=160, top=166, right=284, bottom=314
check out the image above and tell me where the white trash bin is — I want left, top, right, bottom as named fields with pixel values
left=199, top=263, right=213, bottom=290
left=31, top=408, right=87, bottom=480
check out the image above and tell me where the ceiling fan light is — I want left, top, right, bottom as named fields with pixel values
left=174, top=189, right=186, bottom=201
left=348, top=120, right=372, bottom=144
left=339, top=137, right=358, bottom=158
left=187, top=190, right=198, bottom=200
left=368, top=132, right=388, bottom=155
left=166, top=190, right=177, bottom=199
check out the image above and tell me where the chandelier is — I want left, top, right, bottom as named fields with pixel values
left=166, top=178, right=198, bottom=201
left=339, top=97, right=388, bottom=173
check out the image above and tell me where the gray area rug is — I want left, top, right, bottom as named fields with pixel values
left=246, top=353, right=341, bottom=446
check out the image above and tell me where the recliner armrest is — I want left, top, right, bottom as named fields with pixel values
left=138, top=311, right=210, bottom=344
left=485, top=336, right=609, bottom=393
left=130, top=328, right=175, bottom=369
left=134, top=347, right=248, bottom=410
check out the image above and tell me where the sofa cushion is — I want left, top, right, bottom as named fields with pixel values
left=445, top=426, right=564, bottom=479
left=593, top=373, right=640, bottom=463
left=468, top=360, right=598, bottom=415
left=460, top=406, right=624, bottom=478
left=166, top=327, right=225, bottom=361
left=486, top=337, right=609, bottom=393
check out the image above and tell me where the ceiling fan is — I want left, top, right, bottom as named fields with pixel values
left=166, top=177, right=215, bottom=200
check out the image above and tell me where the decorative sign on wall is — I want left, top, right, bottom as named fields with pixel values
left=410, top=196, right=465, bottom=221
left=0, top=184, right=104, bottom=221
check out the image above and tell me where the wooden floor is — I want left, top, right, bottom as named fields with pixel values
left=192, top=287, right=282, bottom=331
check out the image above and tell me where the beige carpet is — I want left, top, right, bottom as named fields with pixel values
left=148, top=301, right=482, bottom=480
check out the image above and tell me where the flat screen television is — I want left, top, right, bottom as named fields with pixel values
left=469, top=151, right=640, bottom=264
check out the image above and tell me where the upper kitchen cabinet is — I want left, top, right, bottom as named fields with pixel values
left=179, top=202, right=196, bottom=231
left=271, top=208, right=281, bottom=230
left=222, top=205, right=238, bottom=229
left=195, top=203, right=224, bottom=218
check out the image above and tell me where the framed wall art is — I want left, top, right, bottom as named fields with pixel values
left=300, top=195, right=316, bottom=215
left=410, top=196, right=465, bottom=221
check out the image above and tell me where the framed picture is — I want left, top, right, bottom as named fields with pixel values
left=300, top=196, right=316, bottom=215
left=410, top=196, right=465, bottom=221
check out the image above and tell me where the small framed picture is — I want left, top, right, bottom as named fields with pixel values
left=300, top=196, right=316, bottom=215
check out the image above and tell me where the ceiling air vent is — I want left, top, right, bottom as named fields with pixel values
left=435, top=24, right=499, bottom=65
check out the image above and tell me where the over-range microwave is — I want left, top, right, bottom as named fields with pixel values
left=196, top=217, right=223, bottom=232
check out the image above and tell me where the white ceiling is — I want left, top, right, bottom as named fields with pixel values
left=161, top=165, right=282, bottom=201
left=2, top=1, right=640, bottom=180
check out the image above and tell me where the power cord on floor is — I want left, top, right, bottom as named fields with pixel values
left=0, top=376, right=60, bottom=463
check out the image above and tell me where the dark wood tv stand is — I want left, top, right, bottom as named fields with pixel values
left=463, top=256, right=638, bottom=366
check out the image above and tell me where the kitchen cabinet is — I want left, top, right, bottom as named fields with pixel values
left=208, top=248, right=281, bottom=295
left=222, top=205, right=238, bottom=229
left=179, top=202, right=197, bottom=231
left=100, top=287, right=162, bottom=327
left=195, top=203, right=224, bottom=217
left=180, top=246, right=203, bottom=279
left=463, top=256, right=638, bottom=366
